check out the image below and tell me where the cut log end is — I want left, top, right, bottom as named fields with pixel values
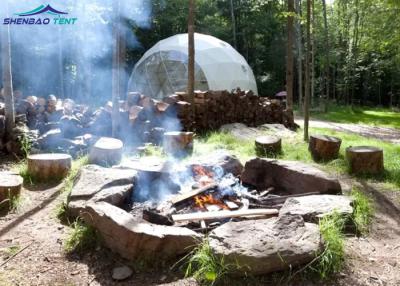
left=0, top=173, right=23, bottom=206
left=309, top=134, right=342, bottom=161
left=27, top=153, right=72, bottom=182
left=255, top=136, right=282, bottom=157
left=163, top=132, right=194, bottom=157
left=89, top=137, right=124, bottom=167
left=346, top=146, right=384, bottom=175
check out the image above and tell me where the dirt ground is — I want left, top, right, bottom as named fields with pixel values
left=0, top=155, right=399, bottom=285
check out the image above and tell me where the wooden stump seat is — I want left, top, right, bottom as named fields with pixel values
left=0, top=173, right=23, bottom=207
left=346, top=146, right=384, bottom=175
left=163, top=132, right=194, bottom=157
left=28, top=153, right=72, bottom=181
left=89, top=137, right=123, bottom=167
left=309, top=134, right=342, bottom=161
left=255, top=136, right=282, bottom=157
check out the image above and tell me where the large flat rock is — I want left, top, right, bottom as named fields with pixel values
left=67, top=165, right=136, bottom=217
left=280, top=195, right=353, bottom=221
left=241, top=158, right=342, bottom=195
left=84, top=202, right=202, bottom=260
left=209, top=214, right=322, bottom=276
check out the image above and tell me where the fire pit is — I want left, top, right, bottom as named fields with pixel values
left=67, top=153, right=352, bottom=276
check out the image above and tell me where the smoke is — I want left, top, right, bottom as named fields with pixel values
left=2, top=0, right=151, bottom=104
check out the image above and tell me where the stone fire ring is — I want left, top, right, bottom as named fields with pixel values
left=67, top=157, right=350, bottom=276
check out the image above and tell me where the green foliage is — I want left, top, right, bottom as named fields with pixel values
left=185, top=239, right=230, bottom=285
left=64, top=219, right=98, bottom=254
left=351, top=188, right=374, bottom=235
left=18, top=134, right=32, bottom=159
left=308, top=213, right=346, bottom=280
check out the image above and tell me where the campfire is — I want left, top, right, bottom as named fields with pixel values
left=132, top=159, right=285, bottom=233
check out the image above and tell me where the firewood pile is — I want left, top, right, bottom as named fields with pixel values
left=163, top=88, right=296, bottom=132
left=0, top=89, right=295, bottom=156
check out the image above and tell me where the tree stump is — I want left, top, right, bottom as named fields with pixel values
left=89, top=137, right=124, bottom=167
left=28, top=153, right=72, bottom=181
left=0, top=173, right=23, bottom=207
left=163, top=132, right=194, bottom=157
left=309, top=134, right=342, bottom=161
left=346, top=146, right=384, bottom=175
left=255, top=136, right=282, bottom=157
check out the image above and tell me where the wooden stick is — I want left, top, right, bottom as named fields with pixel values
left=0, top=241, right=34, bottom=268
left=172, top=208, right=278, bottom=222
left=171, top=183, right=218, bottom=205
left=259, top=192, right=320, bottom=205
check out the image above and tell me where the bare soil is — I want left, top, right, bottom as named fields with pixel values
left=0, top=160, right=399, bottom=285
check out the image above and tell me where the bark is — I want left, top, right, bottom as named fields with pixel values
left=1, top=2, right=15, bottom=138
left=321, top=0, right=330, bottom=111
left=112, top=0, right=121, bottom=138
left=230, top=0, right=238, bottom=49
left=286, top=0, right=295, bottom=111
left=58, top=26, right=65, bottom=99
left=304, top=0, right=312, bottom=142
left=296, top=0, right=303, bottom=110
left=311, top=0, right=315, bottom=106
left=188, top=0, right=196, bottom=115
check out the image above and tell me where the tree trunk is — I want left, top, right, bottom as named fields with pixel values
left=296, top=0, right=303, bottom=110
left=188, top=0, right=196, bottom=117
left=311, top=0, right=315, bottom=107
left=230, top=0, right=237, bottom=49
left=1, top=2, right=15, bottom=138
left=304, top=0, right=312, bottom=142
left=58, top=26, right=65, bottom=99
left=286, top=0, right=295, bottom=111
left=321, top=0, right=330, bottom=112
left=112, top=0, right=121, bottom=138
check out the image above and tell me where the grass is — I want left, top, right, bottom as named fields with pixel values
left=311, top=105, right=400, bottom=129
left=184, top=239, right=230, bottom=285
left=195, top=128, right=400, bottom=189
left=61, top=155, right=89, bottom=194
left=64, top=219, right=98, bottom=254
left=307, top=212, right=346, bottom=280
left=351, top=188, right=374, bottom=235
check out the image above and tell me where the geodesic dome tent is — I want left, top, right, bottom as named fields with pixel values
left=128, top=33, right=258, bottom=99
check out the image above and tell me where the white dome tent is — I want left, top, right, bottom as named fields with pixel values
left=128, top=33, right=258, bottom=99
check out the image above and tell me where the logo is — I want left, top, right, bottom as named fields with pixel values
left=3, top=4, right=77, bottom=25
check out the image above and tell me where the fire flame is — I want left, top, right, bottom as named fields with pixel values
left=192, top=165, right=215, bottom=186
left=194, top=194, right=229, bottom=210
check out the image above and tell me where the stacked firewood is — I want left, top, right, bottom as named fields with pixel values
left=162, top=89, right=294, bottom=132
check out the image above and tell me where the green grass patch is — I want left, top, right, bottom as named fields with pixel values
left=61, top=155, right=89, bottom=194
left=307, top=213, right=346, bottom=280
left=64, top=219, right=98, bottom=254
left=184, top=239, right=230, bottom=285
left=311, top=105, right=400, bottom=129
left=351, top=188, right=374, bottom=235
left=196, top=128, right=400, bottom=189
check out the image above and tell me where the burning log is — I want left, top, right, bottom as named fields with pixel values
left=171, top=208, right=279, bottom=223
left=163, top=131, right=194, bottom=157
left=27, top=153, right=72, bottom=181
left=89, top=137, right=123, bottom=167
left=171, top=183, right=218, bottom=206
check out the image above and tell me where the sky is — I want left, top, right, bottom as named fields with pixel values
left=326, top=0, right=335, bottom=4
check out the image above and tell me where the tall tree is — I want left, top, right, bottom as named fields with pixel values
left=321, top=0, right=330, bottom=111
left=112, top=0, right=121, bottom=137
left=286, top=0, right=295, bottom=111
left=304, top=0, right=312, bottom=141
left=188, top=0, right=195, bottom=114
left=229, top=0, right=237, bottom=49
left=296, top=0, right=303, bottom=110
left=1, top=1, right=15, bottom=137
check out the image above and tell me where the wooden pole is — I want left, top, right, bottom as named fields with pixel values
left=188, top=0, right=196, bottom=116
left=1, top=2, right=15, bottom=138
left=286, top=0, right=295, bottom=111
left=112, top=0, right=121, bottom=138
left=304, top=0, right=311, bottom=142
